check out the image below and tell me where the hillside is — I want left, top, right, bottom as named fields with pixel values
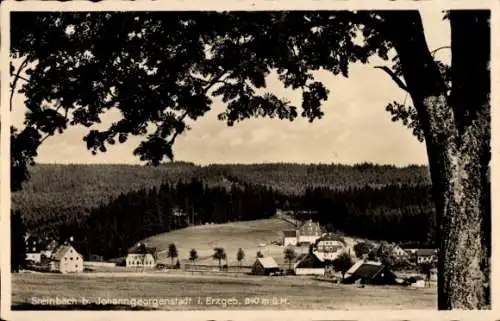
left=12, top=162, right=430, bottom=216
left=140, top=216, right=360, bottom=267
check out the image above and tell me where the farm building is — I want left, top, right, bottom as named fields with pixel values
left=49, top=244, right=84, bottom=273
left=343, top=260, right=396, bottom=285
left=293, top=252, right=325, bottom=275
left=297, top=219, right=322, bottom=245
left=252, top=257, right=281, bottom=275
left=415, top=249, right=437, bottom=264
left=314, top=233, right=346, bottom=261
left=282, top=230, right=298, bottom=246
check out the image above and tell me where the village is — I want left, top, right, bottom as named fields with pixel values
left=20, top=212, right=438, bottom=290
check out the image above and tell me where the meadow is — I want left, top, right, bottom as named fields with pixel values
left=142, top=217, right=359, bottom=267
left=12, top=272, right=436, bottom=310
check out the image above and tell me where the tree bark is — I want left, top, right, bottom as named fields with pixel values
left=379, top=10, right=490, bottom=309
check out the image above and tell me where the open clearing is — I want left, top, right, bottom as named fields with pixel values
left=142, top=217, right=360, bottom=266
left=12, top=272, right=436, bottom=310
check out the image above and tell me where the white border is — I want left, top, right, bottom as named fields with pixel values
left=1, top=1, right=499, bottom=320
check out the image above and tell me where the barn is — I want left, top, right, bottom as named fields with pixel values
left=252, top=257, right=281, bottom=276
left=293, top=252, right=325, bottom=275
left=343, top=261, right=396, bottom=285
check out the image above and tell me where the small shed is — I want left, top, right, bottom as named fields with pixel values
left=252, top=257, right=280, bottom=275
left=344, top=261, right=396, bottom=285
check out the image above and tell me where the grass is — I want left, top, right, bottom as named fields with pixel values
left=12, top=272, right=436, bottom=310
left=141, top=217, right=360, bottom=267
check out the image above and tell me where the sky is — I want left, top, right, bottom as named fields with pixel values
left=10, top=10, right=451, bottom=166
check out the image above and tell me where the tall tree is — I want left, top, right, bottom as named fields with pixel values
left=10, top=10, right=490, bottom=309
left=332, top=251, right=354, bottom=280
left=212, top=247, right=226, bottom=270
left=167, top=243, right=178, bottom=266
left=284, top=247, right=296, bottom=272
left=189, top=248, right=198, bottom=266
left=236, top=248, right=245, bottom=268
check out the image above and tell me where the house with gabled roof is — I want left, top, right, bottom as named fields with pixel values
left=252, top=257, right=280, bottom=275
left=297, top=219, right=322, bottom=245
left=126, top=245, right=157, bottom=268
left=293, top=252, right=325, bottom=275
left=344, top=260, right=396, bottom=285
left=415, top=248, right=437, bottom=264
left=49, top=244, right=84, bottom=273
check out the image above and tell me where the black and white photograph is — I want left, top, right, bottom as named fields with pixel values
left=1, top=1, right=494, bottom=317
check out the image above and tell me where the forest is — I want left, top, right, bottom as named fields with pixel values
left=13, top=162, right=435, bottom=260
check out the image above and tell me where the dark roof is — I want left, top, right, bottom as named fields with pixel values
left=129, top=246, right=157, bottom=257
left=400, top=243, right=433, bottom=249
left=283, top=230, right=296, bottom=238
left=293, top=253, right=307, bottom=263
left=416, top=249, right=437, bottom=256
left=294, top=252, right=325, bottom=269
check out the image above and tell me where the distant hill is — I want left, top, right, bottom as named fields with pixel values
left=12, top=162, right=431, bottom=231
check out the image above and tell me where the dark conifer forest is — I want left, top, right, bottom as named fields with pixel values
left=12, top=162, right=434, bottom=259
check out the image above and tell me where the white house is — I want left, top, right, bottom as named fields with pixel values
left=297, top=220, right=322, bottom=245
left=26, top=253, right=41, bottom=263
left=416, top=249, right=437, bottom=264
left=282, top=230, right=298, bottom=246
left=314, top=233, right=345, bottom=261
left=391, top=244, right=410, bottom=258
left=126, top=253, right=156, bottom=267
left=49, top=244, right=84, bottom=273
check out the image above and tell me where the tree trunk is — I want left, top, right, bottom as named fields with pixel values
left=379, top=10, right=490, bottom=309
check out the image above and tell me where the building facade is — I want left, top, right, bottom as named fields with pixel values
left=297, top=220, right=322, bottom=245
left=282, top=230, right=298, bottom=246
left=49, top=245, right=84, bottom=273
left=126, top=253, right=156, bottom=267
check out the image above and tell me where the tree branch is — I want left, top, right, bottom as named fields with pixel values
left=374, top=66, right=409, bottom=92
left=431, top=46, right=451, bottom=56
left=166, top=71, right=227, bottom=148
left=10, top=57, right=29, bottom=112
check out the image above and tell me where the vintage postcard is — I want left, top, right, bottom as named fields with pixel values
left=1, top=0, right=498, bottom=320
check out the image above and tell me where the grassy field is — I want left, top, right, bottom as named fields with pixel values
left=12, top=272, right=436, bottom=310
left=141, top=217, right=360, bottom=267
